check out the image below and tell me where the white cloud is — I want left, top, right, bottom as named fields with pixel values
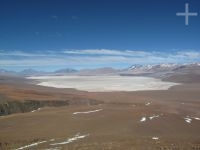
left=177, top=51, right=200, bottom=58
left=0, top=50, right=47, bottom=57
left=63, top=49, right=152, bottom=57
left=0, top=49, right=200, bottom=69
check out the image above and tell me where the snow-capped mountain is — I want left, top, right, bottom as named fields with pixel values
left=128, top=65, right=153, bottom=70
left=127, top=63, right=200, bottom=75
left=128, top=63, right=179, bottom=73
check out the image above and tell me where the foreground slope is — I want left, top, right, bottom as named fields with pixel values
left=0, top=73, right=200, bottom=150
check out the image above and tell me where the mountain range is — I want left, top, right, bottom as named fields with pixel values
left=1, top=63, right=200, bottom=77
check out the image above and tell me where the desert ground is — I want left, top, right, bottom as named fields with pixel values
left=0, top=75, right=200, bottom=150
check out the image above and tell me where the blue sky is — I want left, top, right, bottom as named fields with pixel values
left=0, top=0, right=200, bottom=71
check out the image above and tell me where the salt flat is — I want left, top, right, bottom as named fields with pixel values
left=28, top=76, right=179, bottom=92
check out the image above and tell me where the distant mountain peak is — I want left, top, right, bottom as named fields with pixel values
left=54, top=68, right=78, bottom=73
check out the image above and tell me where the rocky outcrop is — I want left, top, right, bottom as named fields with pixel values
left=0, top=99, right=102, bottom=116
left=0, top=100, right=68, bottom=116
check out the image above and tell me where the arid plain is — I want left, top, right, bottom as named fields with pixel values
left=0, top=72, right=200, bottom=150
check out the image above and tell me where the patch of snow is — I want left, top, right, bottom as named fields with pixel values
left=160, top=63, right=177, bottom=68
left=31, top=108, right=41, bottom=113
left=50, top=133, right=89, bottom=146
left=146, top=65, right=153, bottom=69
left=152, top=137, right=159, bottom=140
left=145, top=102, right=151, bottom=106
left=184, top=117, right=192, bottom=124
left=140, top=114, right=161, bottom=122
left=73, top=109, right=103, bottom=115
left=15, top=141, right=47, bottom=150
left=50, top=139, right=55, bottom=142
left=149, top=115, right=160, bottom=120
left=140, top=117, right=146, bottom=122
left=191, top=117, right=200, bottom=121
